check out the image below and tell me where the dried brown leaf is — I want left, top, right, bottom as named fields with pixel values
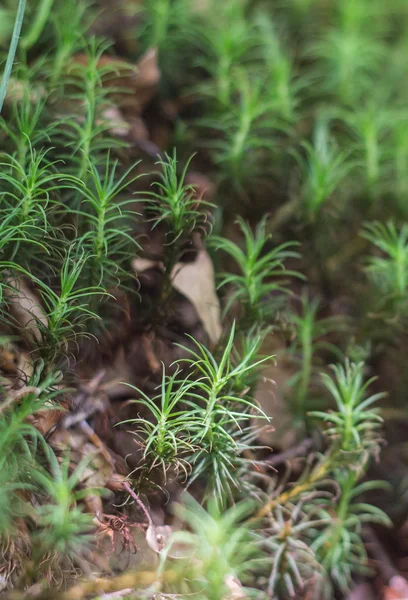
left=171, top=250, right=222, bottom=345
left=6, top=277, right=47, bottom=344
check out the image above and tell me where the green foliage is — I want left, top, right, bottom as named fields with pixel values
left=311, top=360, right=385, bottom=455
left=311, top=0, right=385, bottom=105
left=0, top=363, right=63, bottom=536
left=32, top=249, right=106, bottom=363
left=55, top=39, right=126, bottom=190
left=72, top=155, right=142, bottom=290
left=0, top=0, right=401, bottom=595
left=196, top=0, right=257, bottom=108
left=311, top=473, right=391, bottom=596
left=164, top=495, right=260, bottom=598
left=49, top=0, right=89, bottom=89
left=211, top=216, right=302, bottom=323
left=286, top=294, right=344, bottom=426
left=138, top=0, right=196, bottom=83
left=21, top=0, right=55, bottom=51
left=32, top=449, right=100, bottom=556
left=145, top=151, right=210, bottom=245
left=0, top=0, right=27, bottom=113
left=201, top=72, right=285, bottom=194
left=0, top=147, right=60, bottom=236
left=293, top=119, right=352, bottom=221
left=255, top=15, right=304, bottom=123
left=262, top=500, right=328, bottom=597
left=362, top=221, right=408, bottom=311
left=0, top=89, right=49, bottom=161
left=341, top=102, right=391, bottom=200
left=121, top=367, right=195, bottom=478
left=180, top=323, right=270, bottom=505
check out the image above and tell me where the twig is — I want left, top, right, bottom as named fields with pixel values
left=122, top=481, right=153, bottom=529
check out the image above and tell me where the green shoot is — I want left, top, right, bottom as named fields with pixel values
left=361, top=221, right=408, bottom=316
left=71, top=155, right=142, bottom=290
left=211, top=216, right=302, bottom=324
left=121, top=367, right=196, bottom=479
left=180, top=323, right=271, bottom=505
left=0, top=0, right=27, bottom=114
left=312, top=472, right=391, bottom=596
left=311, top=360, right=385, bottom=456
left=165, top=495, right=260, bottom=598
left=32, top=449, right=101, bottom=556
left=293, top=119, right=352, bottom=222
left=21, top=0, right=55, bottom=51
left=31, top=248, right=107, bottom=363
left=286, top=294, right=344, bottom=428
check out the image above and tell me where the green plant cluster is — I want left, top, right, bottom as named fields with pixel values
left=0, top=0, right=406, bottom=598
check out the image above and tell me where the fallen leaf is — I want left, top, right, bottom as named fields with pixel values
left=131, top=48, right=160, bottom=110
left=171, top=251, right=222, bottom=345
left=132, top=251, right=222, bottom=345
left=132, top=257, right=162, bottom=273
left=101, top=106, right=131, bottom=137
left=6, top=277, right=47, bottom=344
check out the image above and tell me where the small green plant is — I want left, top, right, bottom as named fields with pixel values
left=163, top=495, right=260, bottom=598
left=0, top=147, right=62, bottom=247
left=146, top=151, right=209, bottom=246
left=361, top=220, right=408, bottom=316
left=0, top=89, right=49, bottom=164
left=137, top=0, right=196, bottom=85
left=310, top=360, right=385, bottom=454
left=311, top=0, right=385, bottom=105
left=293, top=119, right=352, bottom=222
left=286, top=294, right=344, bottom=428
left=201, top=72, right=285, bottom=195
left=256, top=15, right=304, bottom=123
left=262, top=499, right=328, bottom=597
left=211, top=216, right=302, bottom=324
left=32, top=449, right=101, bottom=556
left=56, top=39, right=126, bottom=196
left=180, top=323, right=271, bottom=505
left=71, top=154, right=142, bottom=290
left=0, top=363, right=63, bottom=536
left=144, top=151, right=211, bottom=302
left=121, top=367, right=196, bottom=479
left=196, top=0, right=258, bottom=108
left=49, top=0, right=89, bottom=90
left=341, top=102, right=391, bottom=201
left=30, top=248, right=106, bottom=363
left=311, top=472, right=391, bottom=597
